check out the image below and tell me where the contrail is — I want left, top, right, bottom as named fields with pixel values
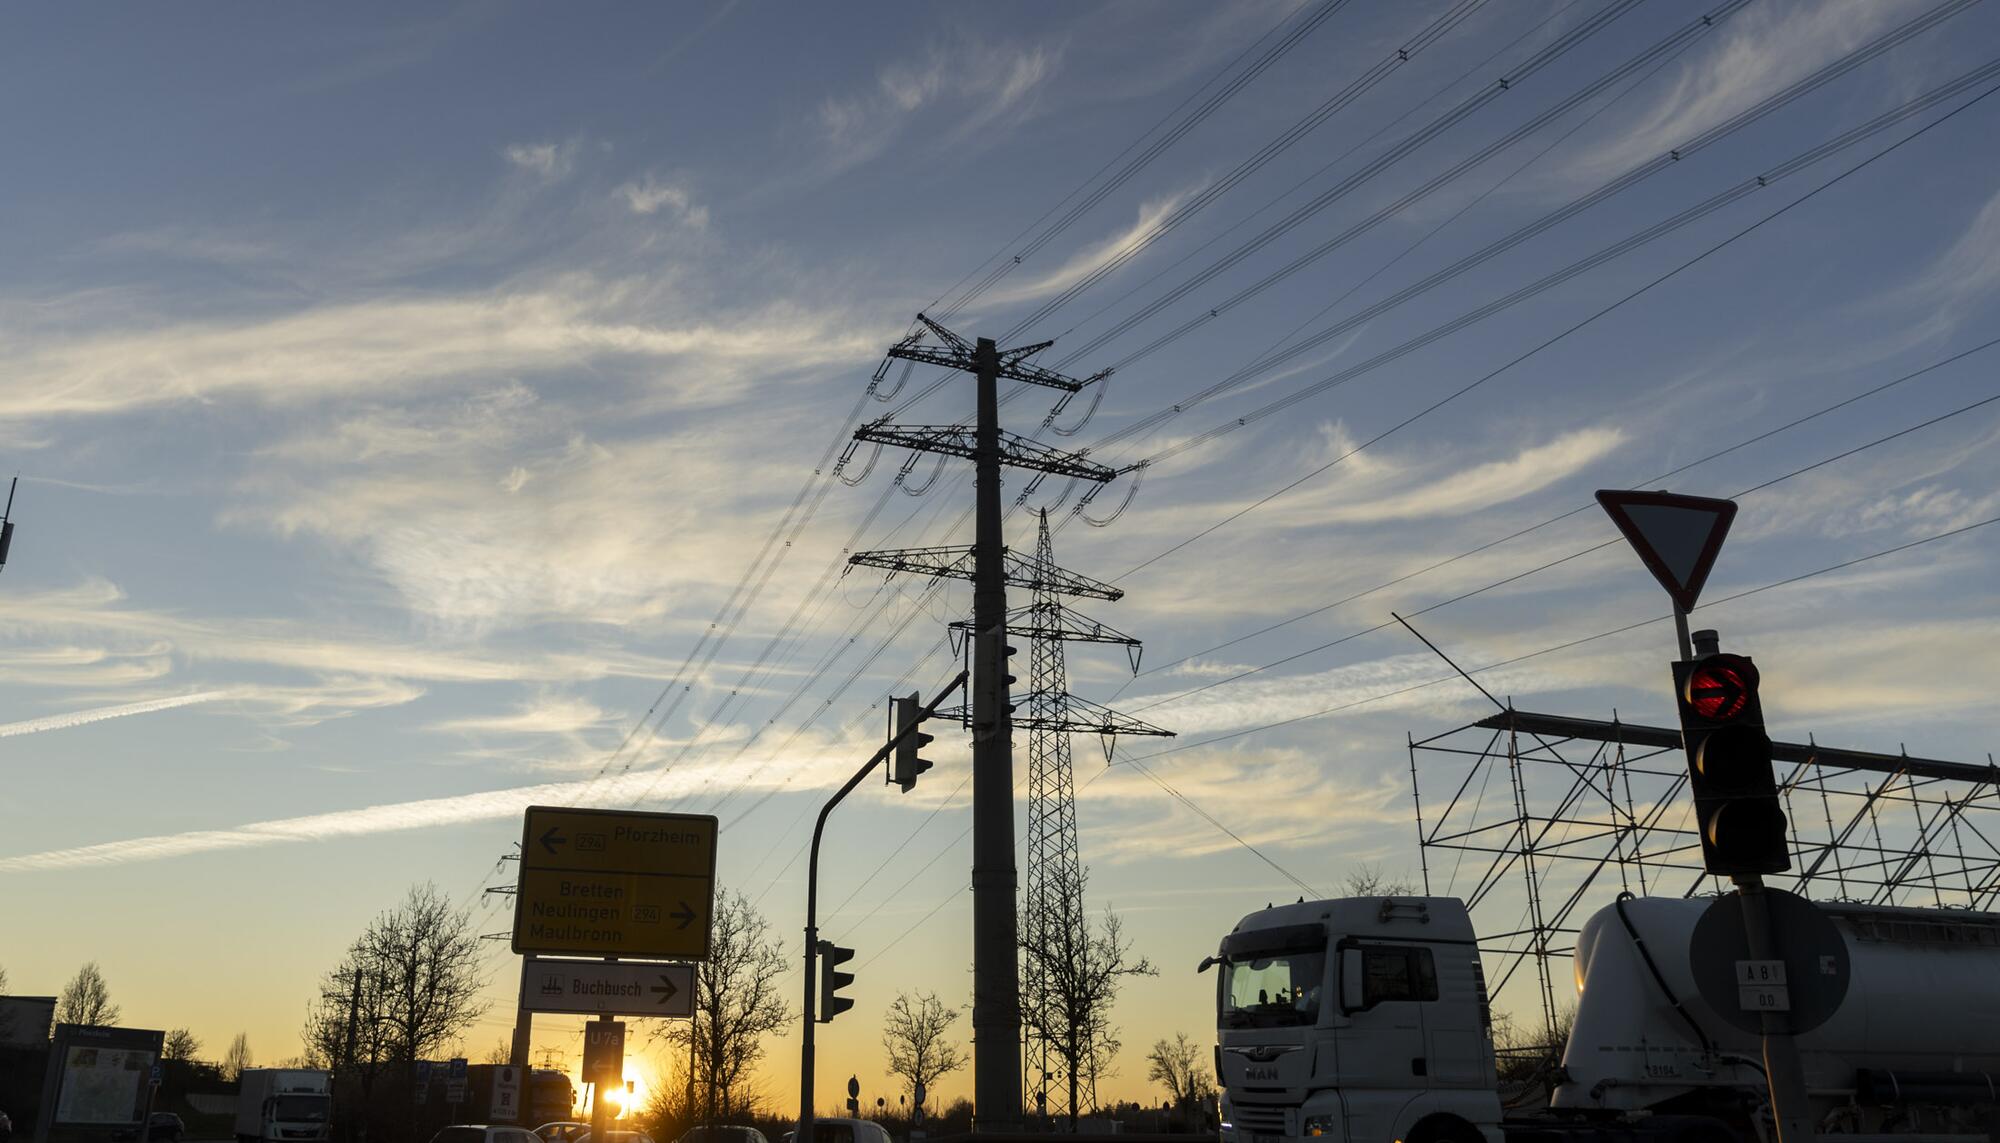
left=0, top=690, right=234, bottom=739
left=0, top=747, right=847, bottom=873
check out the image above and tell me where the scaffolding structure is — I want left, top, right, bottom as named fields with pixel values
left=1409, top=707, right=2000, bottom=1044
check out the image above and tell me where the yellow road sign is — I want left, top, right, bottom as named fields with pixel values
left=513, top=807, right=718, bottom=959
left=522, top=806, right=716, bottom=876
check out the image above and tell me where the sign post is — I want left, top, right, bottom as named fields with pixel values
left=446, top=1058, right=468, bottom=1121
left=1596, top=489, right=1816, bottom=1143
left=583, top=1019, right=625, bottom=1143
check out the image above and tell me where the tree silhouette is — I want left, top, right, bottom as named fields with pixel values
left=649, top=888, right=789, bottom=1122
left=56, top=962, right=121, bottom=1027
left=881, top=991, right=966, bottom=1113
left=223, top=1033, right=253, bottom=1081
left=164, top=1028, right=202, bottom=1062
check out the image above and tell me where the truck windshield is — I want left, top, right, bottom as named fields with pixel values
left=273, top=1097, right=329, bottom=1122
left=1221, top=949, right=1326, bottom=1028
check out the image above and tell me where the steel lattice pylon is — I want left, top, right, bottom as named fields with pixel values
left=1015, top=511, right=1171, bottom=1123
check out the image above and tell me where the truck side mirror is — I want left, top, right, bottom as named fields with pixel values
left=1339, top=947, right=1365, bottom=1013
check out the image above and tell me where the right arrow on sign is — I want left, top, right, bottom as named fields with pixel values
left=1595, top=489, right=1737, bottom=613
left=652, top=975, right=678, bottom=1004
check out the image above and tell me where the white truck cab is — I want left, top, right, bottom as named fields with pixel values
left=1211, top=896, right=1500, bottom=1143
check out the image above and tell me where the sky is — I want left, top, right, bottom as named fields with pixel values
left=4, top=0, right=2000, bottom=1117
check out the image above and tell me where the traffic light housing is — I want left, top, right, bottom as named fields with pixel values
left=1672, top=652, right=1789, bottom=876
left=817, top=940, right=855, bottom=1023
left=890, top=693, right=935, bottom=793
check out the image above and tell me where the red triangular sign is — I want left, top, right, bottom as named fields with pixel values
left=1595, top=489, right=1737, bottom=613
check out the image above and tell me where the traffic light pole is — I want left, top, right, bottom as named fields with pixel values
left=799, top=672, right=967, bottom=1143
left=1684, top=623, right=1813, bottom=1143
left=1734, top=875, right=1814, bottom=1142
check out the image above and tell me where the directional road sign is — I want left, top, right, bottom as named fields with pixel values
left=524, top=956, right=695, bottom=1018
left=513, top=806, right=718, bottom=959
left=582, top=1021, right=626, bottom=1085
left=445, top=1057, right=468, bottom=1103
left=1595, top=490, right=1737, bottom=612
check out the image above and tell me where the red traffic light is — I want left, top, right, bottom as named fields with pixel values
left=1685, top=654, right=1759, bottom=721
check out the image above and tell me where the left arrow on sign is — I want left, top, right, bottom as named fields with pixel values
left=652, top=975, right=679, bottom=1004
left=538, top=826, right=569, bottom=856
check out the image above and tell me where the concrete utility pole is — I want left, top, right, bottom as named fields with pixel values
left=845, top=315, right=1127, bottom=1128
left=965, top=336, right=1021, bottom=1124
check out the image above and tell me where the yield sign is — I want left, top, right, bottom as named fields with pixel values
left=1595, top=489, right=1737, bottom=612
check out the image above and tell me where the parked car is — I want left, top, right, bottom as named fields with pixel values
left=573, top=1132, right=656, bottom=1143
left=673, top=1129, right=769, bottom=1143
left=533, top=1125, right=590, bottom=1143
left=428, top=1127, right=543, bottom=1143
left=778, top=1120, right=892, bottom=1143
left=148, top=1112, right=186, bottom=1143
left=1, top=1107, right=13, bottom=1143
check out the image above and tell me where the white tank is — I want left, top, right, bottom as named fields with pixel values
left=1550, top=896, right=2000, bottom=1114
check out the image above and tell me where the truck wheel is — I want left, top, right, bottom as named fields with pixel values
left=1408, top=1115, right=1483, bottom=1143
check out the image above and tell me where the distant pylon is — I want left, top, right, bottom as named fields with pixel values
left=1012, top=511, right=1170, bottom=1122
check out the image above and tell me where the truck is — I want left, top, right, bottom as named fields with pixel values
left=1209, top=894, right=2000, bottom=1143
left=234, top=1069, right=332, bottom=1143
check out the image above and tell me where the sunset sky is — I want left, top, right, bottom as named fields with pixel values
left=4, top=0, right=2000, bottom=1114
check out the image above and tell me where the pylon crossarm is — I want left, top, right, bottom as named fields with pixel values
left=995, top=357, right=1087, bottom=393
left=847, top=545, right=975, bottom=581
left=913, top=312, right=973, bottom=356
left=1003, top=550, right=1122, bottom=601
left=886, top=343, right=975, bottom=373
left=1024, top=691, right=1175, bottom=738
left=952, top=601, right=1142, bottom=647
left=996, top=339, right=1057, bottom=370
left=855, top=423, right=1116, bottom=482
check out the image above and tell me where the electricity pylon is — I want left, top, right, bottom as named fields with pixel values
left=1003, top=511, right=1170, bottom=1122
left=846, top=315, right=1117, bottom=1126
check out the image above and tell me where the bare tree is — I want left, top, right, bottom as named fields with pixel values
left=482, top=1041, right=512, bottom=1066
left=163, top=1029, right=202, bottom=1062
left=1020, top=904, right=1155, bottom=1124
left=1145, top=1032, right=1216, bottom=1122
left=881, top=991, right=966, bottom=1111
left=56, top=962, right=121, bottom=1026
left=359, top=883, right=489, bottom=1066
left=650, top=888, right=790, bottom=1122
left=223, top=1033, right=253, bottom=1082
left=1339, top=863, right=1415, bottom=897
left=303, top=953, right=396, bottom=1077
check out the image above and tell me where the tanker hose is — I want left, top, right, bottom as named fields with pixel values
left=1613, top=893, right=1717, bottom=1058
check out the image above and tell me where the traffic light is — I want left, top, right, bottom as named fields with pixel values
left=1672, top=650, right=1789, bottom=876
left=817, top=940, right=855, bottom=1022
left=890, top=693, right=935, bottom=793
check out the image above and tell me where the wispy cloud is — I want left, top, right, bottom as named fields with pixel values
left=613, top=175, right=708, bottom=228
left=814, top=38, right=1058, bottom=172
left=982, top=186, right=1198, bottom=306
left=1559, top=1, right=1929, bottom=181
left=0, top=277, right=881, bottom=423
left=503, top=140, right=579, bottom=180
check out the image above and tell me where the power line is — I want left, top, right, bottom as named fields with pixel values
left=1121, top=512, right=2000, bottom=766
left=1113, top=73, right=2000, bottom=580
left=1121, top=342, right=2000, bottom=711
